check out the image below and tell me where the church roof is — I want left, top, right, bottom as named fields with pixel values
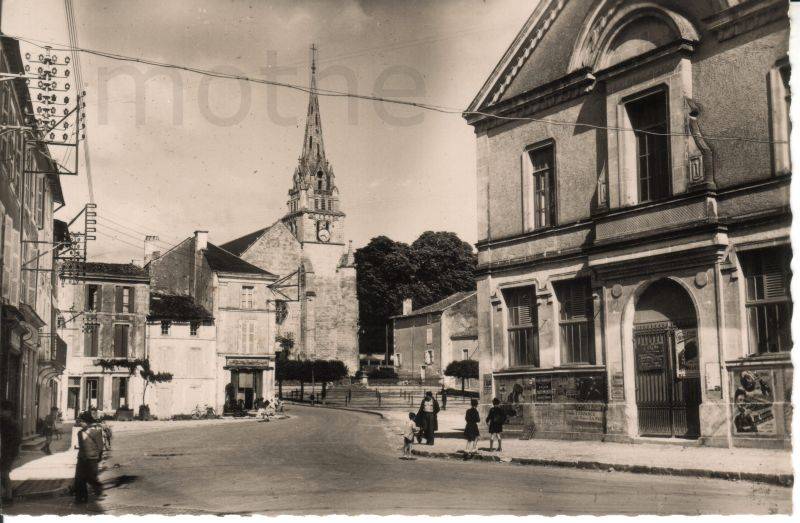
left=219, top=227, right=268, bottom=257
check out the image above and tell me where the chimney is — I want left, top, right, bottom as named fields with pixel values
left=194, top=230, right=208, bottom=252
left=143, top=235, right=161, bottom=265
left=402, top=298, right=413, bottom=316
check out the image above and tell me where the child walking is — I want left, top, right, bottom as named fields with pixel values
left=464, top=398, right=480, bottom=456
left=401, top=412, right=418, bottom=459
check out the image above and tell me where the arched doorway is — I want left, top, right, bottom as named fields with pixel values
left=633, top=279, right=702, bottom=438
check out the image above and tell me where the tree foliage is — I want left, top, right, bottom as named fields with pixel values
left=444, top=359, right=479, bottom=392
left=96, top=357, right=173, bottom=407
left=355, top=231, right=476, bottom=353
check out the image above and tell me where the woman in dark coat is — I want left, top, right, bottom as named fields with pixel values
left=464, top=398, right=480, bottom=454
left=416, top=391, right=440, bottom=445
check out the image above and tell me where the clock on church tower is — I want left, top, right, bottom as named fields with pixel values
left=283, top=45, right=345, bottom=246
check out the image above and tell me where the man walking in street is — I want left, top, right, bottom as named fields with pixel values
left=1, top=400, right=21, bottom=503
left=74, top=411, right=105, bottom=503
left=415, top=391, right=440, bottom=445
left=42, top=406, right=59, bottom=454
left=440, top=386, right=447, bottom=410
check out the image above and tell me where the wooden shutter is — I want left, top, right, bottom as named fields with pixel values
left=762, top=256, right=788, bottom=299
left=114, top=324, right=129, bottom=357
left=128, top=287, right=136, bottom=312
left=84, top=326, right=93, bottom=357
left=560, top=280, right=589, bottom=320
left=521, top=151, right=534, bottom=231
left=248, top=321, right=256, bottom=353
left=112, top=377, right=120, bottom=409
left=507, top=287, right=534, bottom=327
left=97, top=377, right=104, bottom=410
left=115, top=287, right=123, bottom=313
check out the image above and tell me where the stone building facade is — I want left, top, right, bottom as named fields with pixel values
left=465, top=0, right=791, bottom=448
left=221, top=48, right=359, bottom=373
left=0, top=36, right=68, bottom=438
left=57, top=263, right=149, bottom=420
left=392, top=292, right=478, bottom=385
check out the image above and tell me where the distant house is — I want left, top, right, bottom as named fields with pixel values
left=391, top=291, right=477, bottom=384
left=147, top=293, right=215, bottom=419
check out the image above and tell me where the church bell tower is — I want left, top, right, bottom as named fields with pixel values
left=283, top=44, right=345, bottom=246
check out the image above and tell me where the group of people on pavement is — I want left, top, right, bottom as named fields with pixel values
left=400, top=392, right=508, bottom=459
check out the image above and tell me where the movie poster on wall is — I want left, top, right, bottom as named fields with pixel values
left=732, top=369, right=776, bottom=434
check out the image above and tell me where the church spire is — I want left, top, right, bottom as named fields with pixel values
left=301, top=44, right=325, bottom=161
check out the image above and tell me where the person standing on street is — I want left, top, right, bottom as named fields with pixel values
left=464, top=398, right=480, bottom=455
left=74, top=411, right=105, bottom=503
left=440, top=386, right=447, bottom=410
left=42, top=406, right=59, bottom=454
left=415, top=391, right=440, bottom=445
left=401, top=412, right=418, bottom=459
left=486, top=397, right=507, bottom=452
left=1, top=400, right=21, bottom=503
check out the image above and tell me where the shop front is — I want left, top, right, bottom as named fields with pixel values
left=223, top=355, right=275, bottom=412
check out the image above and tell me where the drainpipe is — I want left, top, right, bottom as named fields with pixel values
left=713, top=260, right=733, bottom=448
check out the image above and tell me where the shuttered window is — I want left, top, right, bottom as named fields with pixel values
left=113, top=324, right=130, bottom=358
left=239, top=320, right=256, bottom=353
left=504, top=286, right=539, bottom=367
left=116, top=286, right=134, bottom=313
left=556, top=279, right=595, bottom=365
left=84, top=323, right=99, bottom=357
left=86, top=284, right=101, bottom=312
left=741, top=246, right=792, bottom=354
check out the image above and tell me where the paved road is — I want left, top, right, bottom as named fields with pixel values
left=3, top=406, right=792, bottom=516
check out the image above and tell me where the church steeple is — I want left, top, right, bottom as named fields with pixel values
left=301, top=44, right=325, bottom=162
left=284, top=44, right=344, bottom=245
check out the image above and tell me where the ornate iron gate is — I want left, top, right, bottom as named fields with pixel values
left=634, top=321, right=701, bottom=438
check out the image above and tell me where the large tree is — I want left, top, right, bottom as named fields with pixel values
left=355, top=231, right=476, bottom=354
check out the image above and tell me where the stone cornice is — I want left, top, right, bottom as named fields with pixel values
left=466, top=69, right=595, bottom=131
left=704, top=0, right=788, bottom=42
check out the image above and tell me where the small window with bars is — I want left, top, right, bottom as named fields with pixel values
left=740, top=246, right=792, bottom=354
left=504, top=286, right=539, bottom=367
left=555, top=279, right=595, bottom=365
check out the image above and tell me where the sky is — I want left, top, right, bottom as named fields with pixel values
left=2, top=0, right=535, bottom=263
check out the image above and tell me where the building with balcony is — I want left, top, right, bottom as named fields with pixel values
left=0, top=36, right=68, bottom=438
left=57, top=263, right=149, bottom=420
left=465, top=0, right=791, bottom=448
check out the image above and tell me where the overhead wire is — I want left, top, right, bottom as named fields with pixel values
left=8, top=33, right=786, bottom=145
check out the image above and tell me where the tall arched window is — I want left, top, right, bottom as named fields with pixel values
left=317, top=171, right=324, bottom=190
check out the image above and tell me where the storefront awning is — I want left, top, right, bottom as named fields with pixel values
left=224, top=356, right=274, bottom=370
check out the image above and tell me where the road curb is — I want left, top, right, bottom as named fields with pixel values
left=285, top=401, right=385, bottom=419
left=12, top=480, right=71, bottom=501
left=410, top=449, right=794, bottom=487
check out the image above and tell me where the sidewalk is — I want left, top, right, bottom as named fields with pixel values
left=379, top=409, right=793, bottom=487
left=9, top=446, right=77, bottom=500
